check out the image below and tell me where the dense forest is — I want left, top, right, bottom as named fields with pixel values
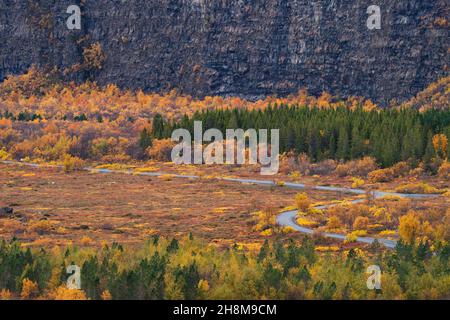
left=0, top=68, right=448, bottom=172
left=156, top=107, right=450, bottom=168
left=0, top=236, right=448, bottom=300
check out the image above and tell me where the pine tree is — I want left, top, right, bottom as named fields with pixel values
left=258, top=239, right=270, bottom=262
left=423, top=131, right=435, bottom=165
left=328, top=133, right=336, bottom=159
left=139, top=128, right=153, bottom=152
left=350, top=126, right=365, bottom=159
left=380, top=131, right=400, bottom=167
left=336, top=126, right=349, bottom=160
left=167, top=238, right=179, bottom=253
left=152, top=113, right=165, bottom=139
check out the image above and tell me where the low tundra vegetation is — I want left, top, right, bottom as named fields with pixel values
left=292, top=194, right=449, bottom=243
left=394, top=183, right=444, bottom=194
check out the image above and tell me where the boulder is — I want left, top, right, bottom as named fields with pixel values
left=0, top=207, right=14, bottom=218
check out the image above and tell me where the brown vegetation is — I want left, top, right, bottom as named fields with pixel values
left=0, top=163, right=335, bottom=247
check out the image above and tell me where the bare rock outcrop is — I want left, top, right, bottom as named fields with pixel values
left=0, top=0, right=448, bottom=105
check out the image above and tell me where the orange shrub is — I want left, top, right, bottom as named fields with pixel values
left=21, top=278, right=39, bottom=299
left=335, top=157, right=378, bottom=177
left=279, top=152, right=311, bottom=175
left=81, top=236, right=93, bottom=246
left=353, top=216, right=370, bottom=230
left=391, top=162, right=411, bottom=177
left=0, top=147, right=11, bottom=160
left=327, top=203, right=371, bottom=228
left=351, top=177, right=365, bottom=188
left=63, top=154, right=85, bottom=173
left=0, top=118, right=12, bottom=129
left=101, top=153, right=132, bottom=163
left=432, top=134, right=448, bottom=158
left=438, top=161, right=450, bottom=179
left=327, top=216, right=342, bottom=229
left=101, top=290, right=112, bottom=300
left=48, top=286, right=88, bottom=300
left=11, top=140, right=35, bottom=159
left=27, top=220, right=54, bottom=235
left=147, top=139, right=175, bottom=161
left=0, top=289, right=12, bottom=300
left=395, top=183, right=443, bottom=194
left=310, top=159, right=337, bottom=175
left=409, top=166, right=425, bottom=177
left=368, top=168, right=395, bottom=183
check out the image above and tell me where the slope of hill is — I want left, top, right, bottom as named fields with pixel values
left=401, top=76, right=450, bottom=111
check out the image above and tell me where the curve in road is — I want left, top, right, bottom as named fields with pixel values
left=1, top=160, right=439, bottom=249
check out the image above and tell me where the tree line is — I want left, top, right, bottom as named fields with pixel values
left=0, top=236, right=448, bottom=300
left=151, top=106, right=450, bottom=168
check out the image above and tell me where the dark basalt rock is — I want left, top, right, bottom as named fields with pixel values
left=0, top=207, right=14, bottom=218
left=0, top=0, right=448, bottom=105
left=72, top=224, right=90, bottom=230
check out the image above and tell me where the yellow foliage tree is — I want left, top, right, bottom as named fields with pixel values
left=398, top=211, right=421, bottom=243
left=351, top=177, right=365, bottom=188
left=353, top=216, right=369, bottom=230
left=147, top=139, right=175, bottom=161
left=63, top=154, right=85, bottom=173
left=198, top=279, right=210, bottom=292
left=0, top=289, right=12, bottom=300
left=438, top=160, right=450, bottom=178
left=295, top=193, right=311, bottom=213
left=21, top=278, right=39, bottom=299
left=327, top=216, right=342, bottom=230
left=432, top=134, right=448, bottom=158
left=101, top=290, right=112, bottom=300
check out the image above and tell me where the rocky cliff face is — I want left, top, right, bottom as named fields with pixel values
left=0, top=0, right=448, bottom=104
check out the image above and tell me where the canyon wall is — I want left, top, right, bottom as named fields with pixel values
left=0, top=0, right=448, bottom=104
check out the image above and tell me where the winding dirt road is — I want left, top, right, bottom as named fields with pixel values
left=1, top=160, right=439, bottom=249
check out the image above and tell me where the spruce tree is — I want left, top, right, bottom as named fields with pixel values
left=152, top=113, right=165, bottom=139
left=139, top=128, right=153, bottom=152
left=336, top=126, right=349, bottom=161
left=351, top=126, right=365, bottom=159
left=423, top=131, right=435, bottom=165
